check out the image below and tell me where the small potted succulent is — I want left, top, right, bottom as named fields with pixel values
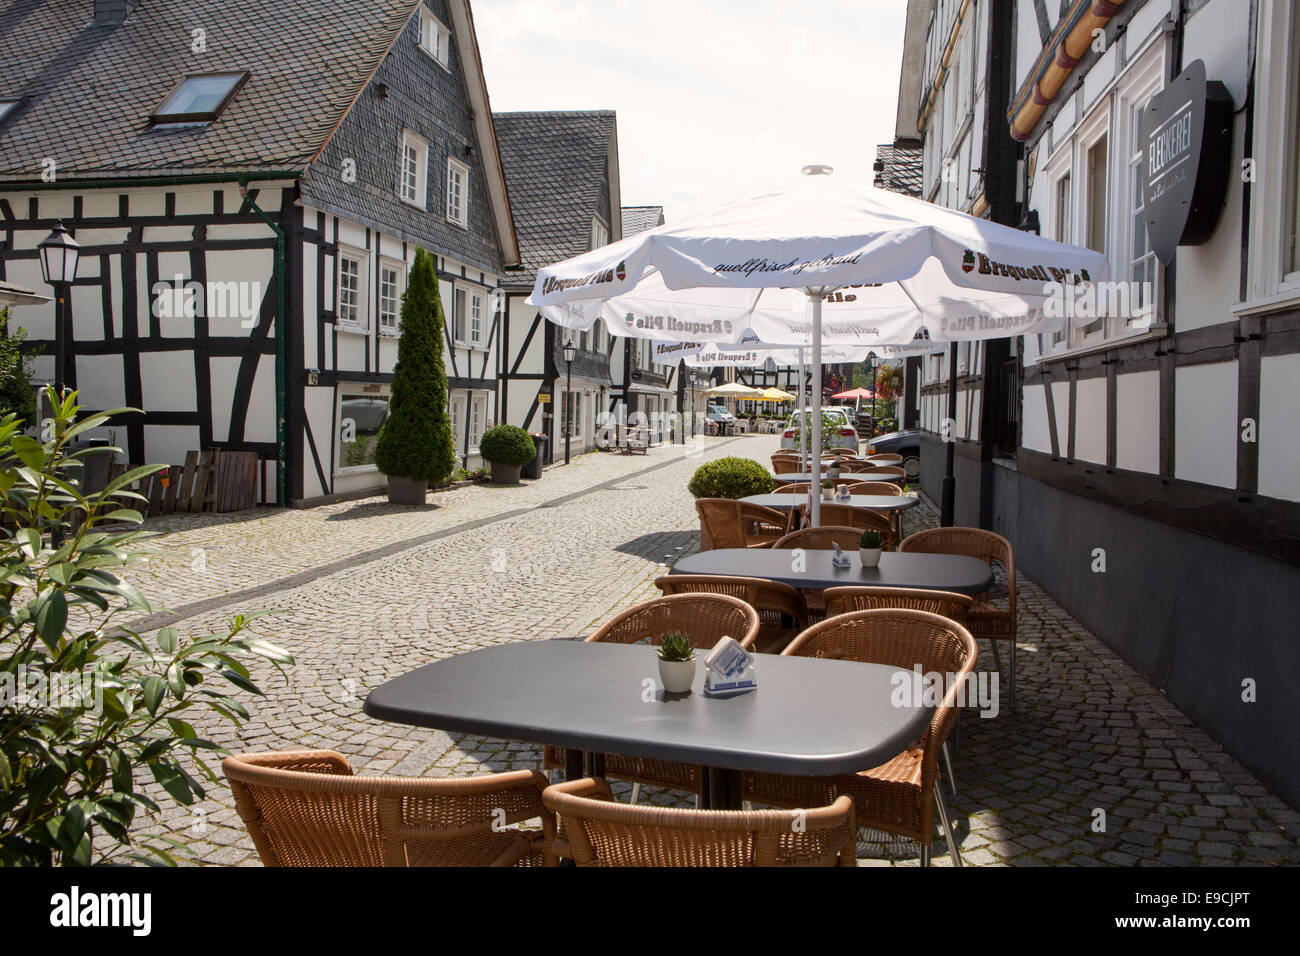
left=657, top=631, right=697, bottom=693
left=821, top=478, right=835, bottom=501
left=828, top=448, right=843, bottom=478
left=859, top=529, right=883, bottom=568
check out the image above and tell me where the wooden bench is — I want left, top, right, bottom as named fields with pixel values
left=624, top=427, right=650, bottom=454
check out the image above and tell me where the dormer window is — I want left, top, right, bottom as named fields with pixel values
left=151, top=72, right=247, bottom=124
left=590, top=217, right=609, bottom=250
left=419, top=6, right=451, bottom=68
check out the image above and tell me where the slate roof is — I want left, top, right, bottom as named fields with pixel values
left=873, top=141, right=924, bottom=197
left=493, top=110, right=616, bottom=285
left=0, top=0, right=420, bottom=180
left=621, top=205, right=664, bottom=236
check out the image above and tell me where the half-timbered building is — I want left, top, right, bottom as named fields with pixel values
left=494, top=110, right=620, bottom=457
left=898, top=0, right=1300, bottom=808
left=0, top=0, right=518, bottom=504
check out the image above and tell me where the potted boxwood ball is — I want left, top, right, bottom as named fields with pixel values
left=657, top=631, right=697, bottom=694
left=479, top=424, right=536, bottom=485
left=859, top=529, right=883, bottom=568
left=687, top=457, right=776, bottom=550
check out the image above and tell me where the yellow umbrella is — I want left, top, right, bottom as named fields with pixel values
left=758, top=387, right=796, bottom=401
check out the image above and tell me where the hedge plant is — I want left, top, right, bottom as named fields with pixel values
left=479, top=424, right=536, bottom=467
left=375, top=248, right=457, bottom=484
left=687, top=457, right=775, bottom=499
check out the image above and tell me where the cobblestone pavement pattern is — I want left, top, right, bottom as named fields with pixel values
left=119, top=435, right=1299, bottom=866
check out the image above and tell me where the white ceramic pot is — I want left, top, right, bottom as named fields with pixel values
left=822, top=488, right=833, bottom=500
left=658, top=657, right=697, bottom=693
left=859, top=547, right=883, bottom=568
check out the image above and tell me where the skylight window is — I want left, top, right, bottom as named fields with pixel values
left=0, top=98, right=19, bottom=123
left=151, top=72, right=247, bottom=123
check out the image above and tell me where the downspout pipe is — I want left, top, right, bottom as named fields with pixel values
left=238, top=182, right=288, bottom=507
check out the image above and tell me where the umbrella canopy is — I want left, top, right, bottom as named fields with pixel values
left=701, top=381, right=764, bottom=397
left=529, top=166, right=1109, bottom=523
left=832, top=387, right=875, bottom=401
left=758, top=387, right=796, bottom=402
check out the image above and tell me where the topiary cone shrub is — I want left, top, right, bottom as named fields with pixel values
left=687, top=457, right=775, bottom=499
left=479, top=424, right=535, bottom=485
left=375, top=248, right=456, bottom=504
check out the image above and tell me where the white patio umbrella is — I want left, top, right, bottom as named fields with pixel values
left=530, top=165, right=1108, bottom=523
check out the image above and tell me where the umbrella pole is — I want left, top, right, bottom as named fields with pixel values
left=940, top=342, right=957, bottom=527
left=798, top=347, right=807, bottom=465
left=809, top=292, right=823, bottom=526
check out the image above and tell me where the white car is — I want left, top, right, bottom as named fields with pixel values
left=779, top=407, right=860, bottom=450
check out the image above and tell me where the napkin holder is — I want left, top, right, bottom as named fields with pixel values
left=831, top=542, right=852, bottom=568
left=702, top=635, right=757, bottom=696
left=834, top=484, right=851, bottom=501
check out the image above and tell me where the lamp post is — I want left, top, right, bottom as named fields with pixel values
left=870, top=356, right=877, bottom=436
left=38, top=221, right=82, bottom=549
left=38, top=221, right=81, bottom=403
left=562, top=339, right=576, bottom=465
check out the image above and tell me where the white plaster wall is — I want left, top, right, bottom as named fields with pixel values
left=1258, top=352, right=1300, bottom=502
left=143, top=425, right=201, bottom=466
left=75, top=353, right=125, bottom=410
left=140, top=352, right=197, bottom=411
left=1022, top=383, right=1051, bottom=453
left=1174, top=361, right=1238, bottom=487
left=1074, top=376, right=1107, bottom=463
left=1115, top=369, right=1159, bottom=473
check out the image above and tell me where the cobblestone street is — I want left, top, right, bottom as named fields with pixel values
left=125, top=434, right=1300, bottom=866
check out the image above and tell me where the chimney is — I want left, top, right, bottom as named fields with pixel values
left=94, top=1, right=139, bottom=24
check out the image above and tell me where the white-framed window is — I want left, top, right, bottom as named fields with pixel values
left=378, top=259, right=403, bottom=334
left=590, top=217, right=609, bottom=250
left=399, top=130, right=428, bottom=207
left=337, top=250, right=367, bottom=329
left=468, top=290, right=484, bottom=347
left=561, top=391, right=583, bottom=441
left=469, top=393, right=487, bottom=451
left=336, top=386, right=390, bottom=473
left=418, top=5, right=451, bottom=68
left=446, top=158, right=469, bottom=227
left=452, top=286, right=467, bottom=343
left=449, top=392, right=465, bottom=451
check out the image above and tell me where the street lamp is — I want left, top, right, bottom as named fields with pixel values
left=38, top=220, right=81, bottom=401
left=562, top=339, right=576, bottom=465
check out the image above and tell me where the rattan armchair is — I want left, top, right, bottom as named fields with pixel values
left=773, top=525, right=863, bottom=551
left=900, top=527, right=1017, bottom=711
left=544, top=778, right=857, bottom=866
left=696, top=498, right=790, bottom=550
left=822, top=586, right=973, bottom=621
left=772, top=457, right=803, bottom=474
left=866, top=453, right=904, bottom=462
left=741, top=609, right=977, bottom=866
left=803, top=503, right=897, bottom=550
left=655, top=573, right=808, bottom=653
left=543, top=594, right=760, bottom=797
left=843, top=480, right=902, bottom=496
left=222, top=750, right=555, bottom=866
left=865, top=465, right=907, bottom=477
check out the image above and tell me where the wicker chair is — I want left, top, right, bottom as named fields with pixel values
left=222, top=750, right=555, bottom=867
left=655, top=574, right=808, bottom=654
left=843, top=480, right=902, bottom=496
left=773, top=525, right=863, bottom=551
left=900, top=527, right=1018, bottom=711
left=696, top=498, right=789, bottom=550
left=543, top=594, right=760, bottom=798
left=544, top=778, right=856, bottom=866
left=772, top=458, right=803, bottom=474
left=866, top=453, right=904, bottom=462
left=822, top=586, right=973, bottom=621
left=741, top=609, right=977, bottom=866
left=803, top=503, right=897, bottom=550
left=865, top=465, right=907, bottom=478
left=778, top=482, right=813, bottom=495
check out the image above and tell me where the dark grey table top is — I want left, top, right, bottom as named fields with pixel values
left=363, top=641, right=929, bottom=776
left=773, top=471, right=905, bottom=483
left=670, top=548, right=994, bottom=595
left=742, top=493, right=919, bottom=513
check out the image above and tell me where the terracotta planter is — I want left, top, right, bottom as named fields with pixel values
left=490, top=462, right=523, bottom=485
left=387, top=475, right=427, bottom=505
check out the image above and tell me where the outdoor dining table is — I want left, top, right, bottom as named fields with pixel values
left=742, top=492, right=918, bottom=540
left=773, top=470, right=905, bottom=484
left=670, top=548, right=994, bottom=595
left=362, top=640, right=930, bottom=810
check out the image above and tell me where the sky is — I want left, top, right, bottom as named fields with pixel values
left=474, top=0, right=909, bottom=222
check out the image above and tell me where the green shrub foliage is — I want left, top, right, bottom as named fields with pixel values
left=479, top=424, right=536, bottom=467
left=687, top=457, right=775, bottom=499
left=375, top=249, right=457, bottom=483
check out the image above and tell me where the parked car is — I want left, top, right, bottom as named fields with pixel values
left=865, top=428, right=921, bottom=479
left=779, top=407, right=859, bottom=450
left=706, top=404, right=735, bottom=425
